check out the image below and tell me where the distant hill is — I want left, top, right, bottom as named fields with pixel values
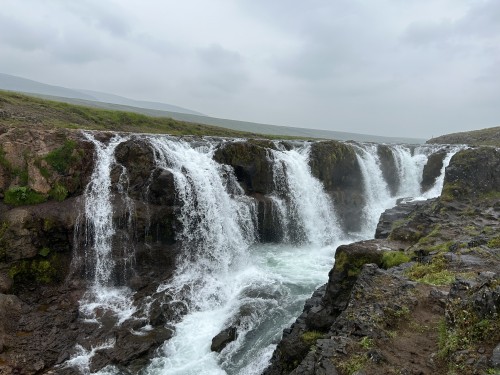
left=427, top=126, right=500, bottom=146
left=0, top=73, right=202, bottom=116
left=0, top=73, right=425, bottom=144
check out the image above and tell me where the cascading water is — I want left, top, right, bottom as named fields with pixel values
left=421, top=145, right=465, bottom=199
left=354, top=143, right=465, bottom=237
left=144, top=138, right=343, bottom=375
left=76, top=133, right=137, bottom=323
left=354, top=144, right=395, bottom=237
left=391, top=145, right=428, bottom=197
left=67, top=133, right=461, bottom=375
left=270, top=144, right=341, bottom=245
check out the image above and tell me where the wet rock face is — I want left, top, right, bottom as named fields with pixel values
left=213, top=140, right=276, bottom=195
left=211, top=326, right=238, bottom=353
left=421, top=151, right=446, bottom=193
left=443, top=147, right=500, bottom=201
left=377, top=145, right=399, bottom=196
left=308, top=141, right=364, bottom=232
left=375, top=198, right=433, bottom=239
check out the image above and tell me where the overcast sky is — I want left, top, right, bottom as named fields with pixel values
left=1, top=0, right=499, bottom=138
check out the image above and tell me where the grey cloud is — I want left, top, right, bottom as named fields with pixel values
left=0, top=13, right=55, bottom=51
left=61, top=1, right=133, bottom=38
left=195, top=44, right=248, bottom=94
left=403, top=0, right=500, bottom=46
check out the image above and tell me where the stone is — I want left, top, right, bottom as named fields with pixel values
left=491, top=343, right=500, bottom=368
left=211, top=326, right=237, bottom=353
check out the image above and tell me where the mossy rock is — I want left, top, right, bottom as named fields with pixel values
left=213, top=141, right=275, bottom=194
left=442, top=148, right=500, bottom=202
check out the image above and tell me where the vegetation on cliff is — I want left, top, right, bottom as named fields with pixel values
left=265, top=147, right=500, bottom=375
left=427, top=126, right=500, bottom=146
left=0, top=90, right=305, bottom=140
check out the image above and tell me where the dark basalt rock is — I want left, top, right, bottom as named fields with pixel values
left=213, top=140, right=276, bottom=195
left=308, top=141, right=364, bottom=232
left=421, top=151, right=446, bottom=192
left=442, top=147, right=500, bottom=201
left=375, top=198, right=432, bottom=239
left=377, top=144, right=399, bottom=196
left=211, top=326, right=238, bottom=352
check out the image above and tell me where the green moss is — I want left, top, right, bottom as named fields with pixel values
left=39, top=247, right=51, bottom=257
left=441, top=182, right=463, bottom=202
left=301, top=330, right=323, bottom=345
left=417, top=225, right=442, bottom=245
left=359, top=336, right=374, bottom=350
left=428, top=241, right=454, bottom=252
left=381, top=251, right=411, bottom=269
left=8, top=255, right=59, bottom=285
left=44, top=140, right=78, bottom=174
left=49, top=183, right=68, bottom=201
left=406, top=253, right=455, bottom=286
left=487, top=236, right=500, bottom=249
left=4, top=186, right=47, bottom=206
left=0, top=146, right=12, bottom=171
left=334, top=249, right=384, bottom=278
left=338, top=354, right=367, bottom=375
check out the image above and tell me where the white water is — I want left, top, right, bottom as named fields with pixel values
left=144, top=138, right=342, bottom=375
left=421, top=145, right=465, bottom=199
left=68, top=136, right=459, bottom=375
left=391, top=146, right=428, bottom=197
left=354, top=143, right=462, bottom=237
left=270, top=144, right=341, bottom=245
left=77, top=133, right=137, bottom=324
left=354, top=144, right=395, bottom=237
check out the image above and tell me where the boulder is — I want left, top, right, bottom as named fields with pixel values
left=442, top=147, right=500, bottom=201
left=421, top=151, right=446, bottom=192
left=308, top=141, right=364, bottom=232
left=213, top=140, right=276, bottom=195
left=211, top=326, right=238, bottom=352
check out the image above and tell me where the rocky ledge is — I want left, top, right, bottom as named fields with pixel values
left=264, top=147, right=500, bottom=375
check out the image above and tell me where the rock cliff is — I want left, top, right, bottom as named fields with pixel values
left=0, top=123, right=496, bottom=374
left=263, top=147, right=500, bottom=375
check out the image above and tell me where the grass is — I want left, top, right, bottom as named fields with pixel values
left=428, top=126, right=500, bottom=147
left=49, top=183, right=68, bottom=201
left=360, top=336, right=374, bottom=350
left=338, top=354, right=367, bottom=375
left=301, top=331, right=323, bottom=345
left=44, top=140, right=78, bottom=174
left=0, top=90, right=308, bottom=140
left=381, top=251, right=411, bottom=269
left=487, top=236, right=500, bottom=249
left=4, top=186, right=47, bottom=206
left=406, top=253, right=455, bottom=286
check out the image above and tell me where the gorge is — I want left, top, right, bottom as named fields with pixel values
left=0, top=122, right=499, bottom=375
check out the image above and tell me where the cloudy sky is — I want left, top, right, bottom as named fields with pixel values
left=1, top=0, right=499, bottom=138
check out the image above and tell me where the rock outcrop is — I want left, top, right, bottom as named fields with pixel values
left=264, top=146, right=500, bottom=375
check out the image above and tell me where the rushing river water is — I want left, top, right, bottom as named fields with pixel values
left=65, top=135, right=462, bottom=374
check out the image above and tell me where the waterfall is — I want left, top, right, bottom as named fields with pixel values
left=422, top=145, right=465, bottom=199
left=76, top=133, right=137, bottom=323
left=354, top=143, right=465, bottom=237
left=354, top=144, right=395, bottom=237
left=270, top=144, right=340, bottom=245
left=391, top=145, right=428, bottom=197
left=147, top=136, right=257, bottom=308
left=144, top=139, right=342, bottom=375
left=66, top=134, right=462, bottom=375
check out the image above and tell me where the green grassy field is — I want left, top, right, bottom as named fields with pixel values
left=0, top=90, right=307, bottom=140
left=428, top=126, right=500, bottom=146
